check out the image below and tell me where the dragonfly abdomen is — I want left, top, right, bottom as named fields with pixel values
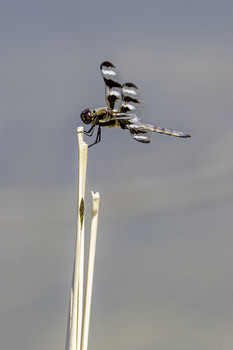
left=154, top=126, right=191, bottom=138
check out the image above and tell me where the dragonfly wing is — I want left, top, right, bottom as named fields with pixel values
left=112, top=111, right=139, bottom=121
left=126, top=122, right=154, bottom=143
left=100, top=61, right=123, bottom=111
left=119, top=83, right=146, bottom=121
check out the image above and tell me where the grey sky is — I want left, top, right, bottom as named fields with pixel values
left=1, top=1, right=233, bottom=350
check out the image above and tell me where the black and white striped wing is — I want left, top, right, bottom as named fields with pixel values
left=119, top=83, right=146, bottom=122
left=126, top=122, right=154, bottom=144
left=100, top=61, right=123, bottom=112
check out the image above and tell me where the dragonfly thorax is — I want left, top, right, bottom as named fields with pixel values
left=80, top=108, right=94, bottom=125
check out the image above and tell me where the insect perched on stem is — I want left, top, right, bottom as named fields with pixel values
left=81, top=61, right=191, bottom=148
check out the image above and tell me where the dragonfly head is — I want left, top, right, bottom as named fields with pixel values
left=80, top=108, right=94, bottom=125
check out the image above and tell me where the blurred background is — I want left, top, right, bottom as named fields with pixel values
left=1, top=1, right=233, bottom=349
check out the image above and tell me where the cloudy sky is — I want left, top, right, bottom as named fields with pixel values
left=1, top=1, right=233, bottom=349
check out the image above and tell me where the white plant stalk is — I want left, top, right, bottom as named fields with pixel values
left=66, top=127, right=100, bottom=350
left=66, top=127, right=88, bottom=350
left=81, top=191, right=100, bottom=350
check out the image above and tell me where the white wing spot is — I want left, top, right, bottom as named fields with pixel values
left=102, top=69, right=116, bottom=76
left=122, top=88, right=137, bottom=95
left=109, top=90, right=121, bottom=98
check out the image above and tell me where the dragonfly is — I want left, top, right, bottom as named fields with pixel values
left=80, top=61, right=191, bottom=147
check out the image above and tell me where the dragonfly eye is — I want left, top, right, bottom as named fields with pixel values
left=80, top=108, right=93, bottom=124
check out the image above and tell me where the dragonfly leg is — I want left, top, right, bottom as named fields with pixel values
left=84, top=124, right=96, bottom=137
left=88, top=126, right=102, bottom=148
